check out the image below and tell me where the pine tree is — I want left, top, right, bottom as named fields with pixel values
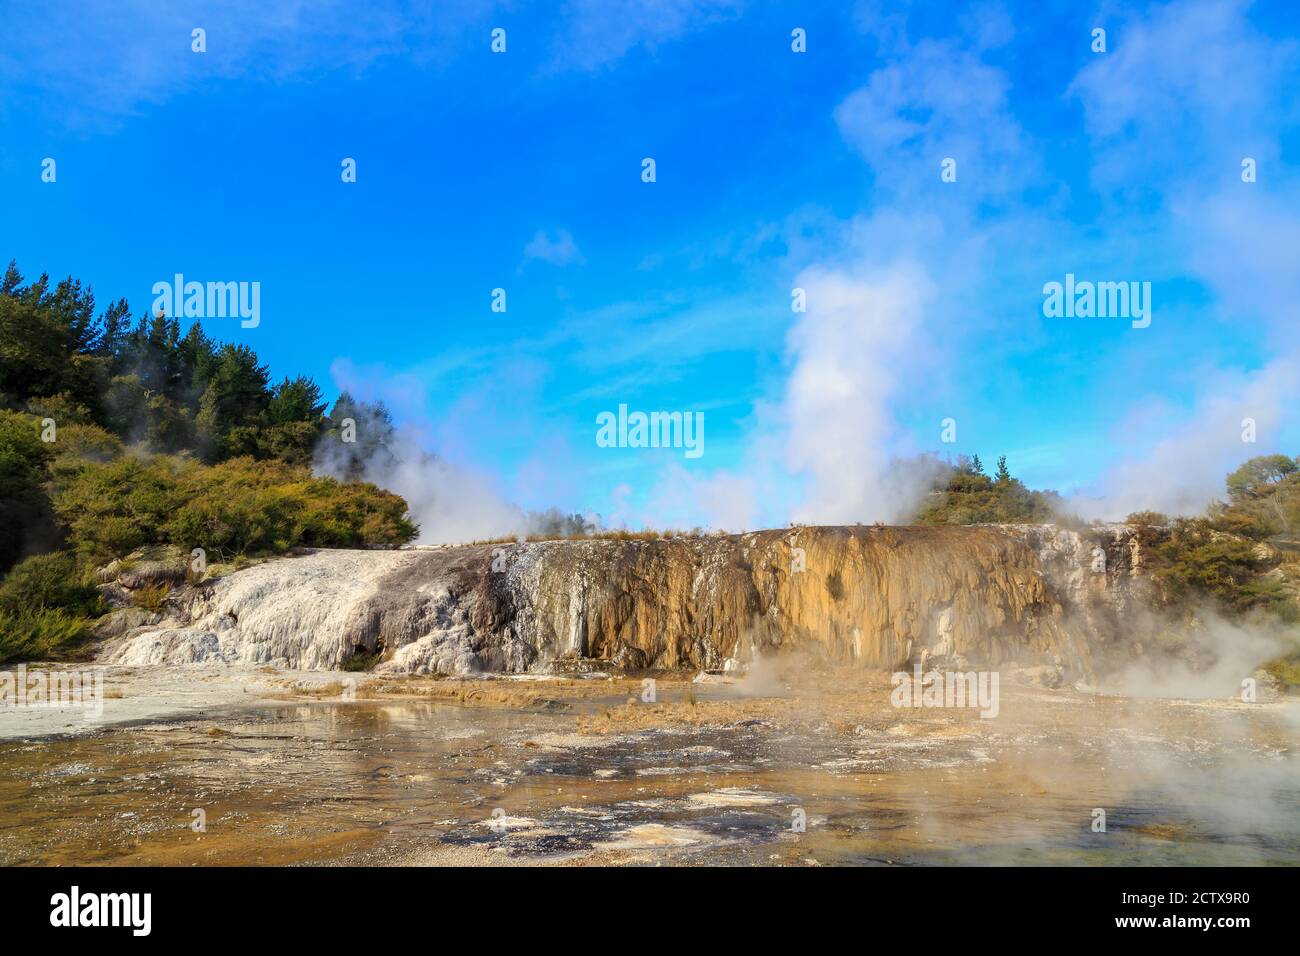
left=267, top=376, right=326, bottom=424
left=1, top=260, right=22, bottom=298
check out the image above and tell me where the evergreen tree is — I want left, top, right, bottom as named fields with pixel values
left=0, top=260, right=21, bottom=298
left=323, top=391, right=396, bottom=478
left=267, top=376, right=326, bottom=424
left=96, top=297, right=132, bottom=365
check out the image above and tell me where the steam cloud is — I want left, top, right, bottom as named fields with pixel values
left=784, top=260, right=944, bottom=525
left=312, top=399, right=600, bottom=545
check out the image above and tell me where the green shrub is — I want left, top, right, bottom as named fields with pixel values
left=25, top=392, right=95, bottom=425
left=1265, top=653, right=1300, bottom=691
left=46, top=421, right=124, bottom=468
left=1148, top=519, right=1274, bottom=613
left=0, top=552, right=101, bottom=617
left=53, top=454, right=188, bottom=561
left=342, top=648, right=382, bottom=672
left=55, top=454, right=417, bottom=562
left=0, top=608, right=93, bottom=666
left=1125, top=510, right=1168, bottom=527
left=131, top=583, right=169, bottom=612
left=914, top=460, right=1065, bottom=525
left=289, top=475, right=419, bottom=548
left=0, top=410, right=53, bottom=574
left=1206, top=505, right=1279, bottom=541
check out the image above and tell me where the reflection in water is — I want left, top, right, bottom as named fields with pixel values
left=0, top=688, right=1296, bottom=866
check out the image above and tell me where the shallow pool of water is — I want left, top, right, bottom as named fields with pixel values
left=1, top=687, right=1296, bottom=866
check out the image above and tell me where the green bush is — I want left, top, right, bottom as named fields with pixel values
left=0, top=607, right=93, bottom=666
left=915, top=465, right=1065, bottom=525
left=1216, top=456, right=1300, bottom=540
left=1124, top=510, right=1168, bottom=527
left=55, top=454, right=418, bottom=563
left=1265, top=652, right=1300, bottom=691
left=25, top=392, right=95, bottom=425
left=289, top=476, right=420, bottom=548
left=131, top=583, right=169, bottom=612
left=1206, top=503, right=1280, bottom=541
left=0, top=552, right=101, bottom=617
left=53, top=455, right=188, bottom=561
left=1122, top=511, right=1170, bottom=549
left=1148, top=519, right=1274, bottom=613
left=0, top=411, right=55, bottom=572
left=47, top=421, right=124, bottom=466
left=342, top=648, right=382, bottom=672
left=165, top=457, right=417, bottom=556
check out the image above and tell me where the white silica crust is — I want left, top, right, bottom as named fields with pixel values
left=107, top=550, right=420, bottom=669
left=98, top=525, right=1151, bottom=677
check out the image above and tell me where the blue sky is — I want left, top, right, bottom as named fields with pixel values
left=2, top=0, right=1298, bottom=539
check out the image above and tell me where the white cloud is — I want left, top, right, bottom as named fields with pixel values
left=0, top=0, right=477, bottom=127
left=4, top=0, right=738, bottom=127
left=1064, top=0, right=1300, bottom=515
left=521, top=228, right=586, bottom=268
left=1067, top=0, right=1297, bottom=194
left=834, top=38, right=1032, bottom=198
left=1179, top=185, right=1300, bottom=345
left=545, top=0, right=743, bottom=72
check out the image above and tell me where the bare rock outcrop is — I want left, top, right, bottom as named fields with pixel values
left=100, top=525, right=1152, bottom=678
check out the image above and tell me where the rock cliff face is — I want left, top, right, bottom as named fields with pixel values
left=100, top=525, right=1151, bottom=678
